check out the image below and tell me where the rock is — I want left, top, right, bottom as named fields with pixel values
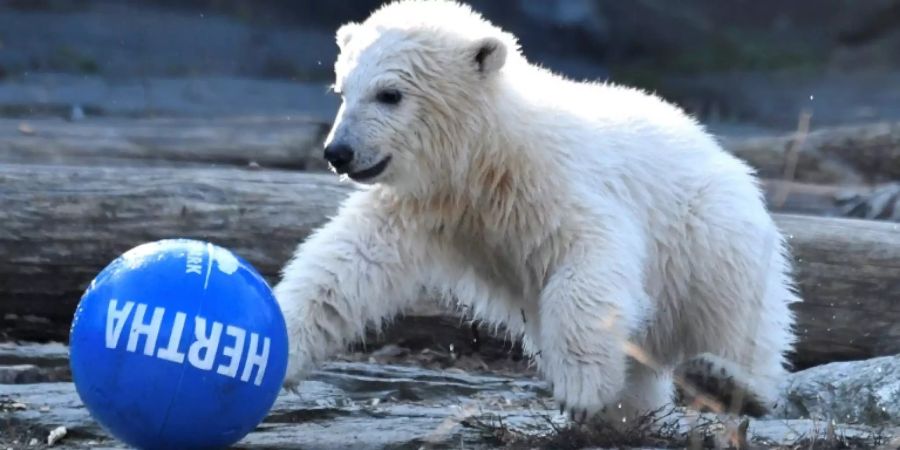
left=0, top=365, right=47, bottom=384
left=747, top=419, right=895, bottom=448
left=1, top=342, right=898, bottom=447
left=2, top=361, right=898, bottom=448
left=46, top=426, right=66, bottom=446
left=773, top=355, right=900, bottom=425
left=0, top=362, right=556, bottom=449
left=0, top=342, right=71, bottom=383
left=0, top=342, right=69, bottom=363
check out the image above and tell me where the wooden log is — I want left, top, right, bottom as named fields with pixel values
left=764, top=179, right=900, bottom=222
left=4, top=115, right=892, bottom=219
left=0, top=164, right=344, bottom=328
left=3, top=115, right=888, bottom=219
left=722, top=121, right=900, bottom=184
left=1, top=164, right=898, bottom=367
left=5, top=116, right=899, bottom=185
left=0, top=117, right=330, bottom=170
left=762, top=179, right=848, bottom=215
left=778, top=215, right=900, bottom=368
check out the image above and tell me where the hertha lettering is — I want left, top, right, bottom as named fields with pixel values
left=104, top=299, right=271, bottom=386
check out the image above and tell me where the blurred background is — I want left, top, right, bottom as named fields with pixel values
left=3, top=0, right=900, bottom=135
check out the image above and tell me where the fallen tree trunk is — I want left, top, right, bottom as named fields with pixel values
left=776, top=215, right=900, bottom=368
left=764, top=179, right=900, bottom=222
left=722, top=121, right=900, bottom=184
left=0, top=117, right=329, bottom=170
left=762, top=179, right=850, bottom=216
left=0, top=164, right=343, bottom=324
left=4, top=115, right=893, bottom=219
left=5, top=117, right=900, bottom=185
left=1, top=164, right=898, bottom=367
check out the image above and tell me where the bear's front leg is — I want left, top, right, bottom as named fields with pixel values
left=537, top=241, right=650, bottom=423
left=273, top=192, right=428, bottom=389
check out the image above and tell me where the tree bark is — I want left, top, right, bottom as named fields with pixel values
left=722, top=121, right=900, bottom=184
left=1, top=117, right=329, bottom=170
left=777, top=214, right=900, bottom=368
left=6, top=117, right=900, bottom=184
left=0, top=164, right=344, bottom=333
left=2, top=164, right=898, bottom=367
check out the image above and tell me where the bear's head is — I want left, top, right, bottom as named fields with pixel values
left=322, top=0, right=519, bottom=194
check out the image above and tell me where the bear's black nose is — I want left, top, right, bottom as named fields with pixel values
left=323, top=143, right=354, bottom=170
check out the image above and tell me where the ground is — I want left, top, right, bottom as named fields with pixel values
left=1, top=342, right=899, bottom=449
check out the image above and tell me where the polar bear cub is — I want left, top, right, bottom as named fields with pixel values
left=274, top=0, right=799, bottom=423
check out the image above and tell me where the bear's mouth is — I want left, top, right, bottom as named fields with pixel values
left=348, top=155, right=392, bottom=181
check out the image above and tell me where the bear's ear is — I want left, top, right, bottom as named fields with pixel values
left=470, top=36, right=507, bottom=76
left=336, top=22, right=360, bottom=49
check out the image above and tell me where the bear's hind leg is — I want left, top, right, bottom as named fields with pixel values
left=680, top=272, right=796, bottom=416
left=676, top=351, right=785, bottom=417
left=683, top=196, right=798, bottom=416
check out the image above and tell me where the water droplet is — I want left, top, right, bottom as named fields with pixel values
left=621, top=417, right=627, bottom=423
left=617, top=403, right=622, bottom=409
left=809, top=95, right=815, bottom=100
left=827, top=328, right=831, bottom=332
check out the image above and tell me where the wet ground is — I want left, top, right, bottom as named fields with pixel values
left=1, top=343, right=897, bottom=449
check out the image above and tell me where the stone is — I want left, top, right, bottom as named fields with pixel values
left=773, top=355, right=900, bottom=425
left=0, top=362, right=556, bottom=449
left=0, top=342, right=72, bottom=383
left=0, top=365, right=44, bottom=384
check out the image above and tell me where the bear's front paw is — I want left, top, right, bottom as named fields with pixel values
left=281, top=344, right=312, bottom=395
left=282, top=363, right=304, bottom=395
left=548, top=362, right=620, bottom=424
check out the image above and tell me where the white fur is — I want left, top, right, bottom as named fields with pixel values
left=274, top=0, right=799, bottom=423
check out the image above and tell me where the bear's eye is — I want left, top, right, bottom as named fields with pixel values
left=375, top=89, right=402, bottom=105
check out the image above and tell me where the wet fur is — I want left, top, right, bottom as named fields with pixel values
left=274, top=0, right=799, bottom=425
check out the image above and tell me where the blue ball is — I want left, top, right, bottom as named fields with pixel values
left=70, top=239, right=289, bottom=450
